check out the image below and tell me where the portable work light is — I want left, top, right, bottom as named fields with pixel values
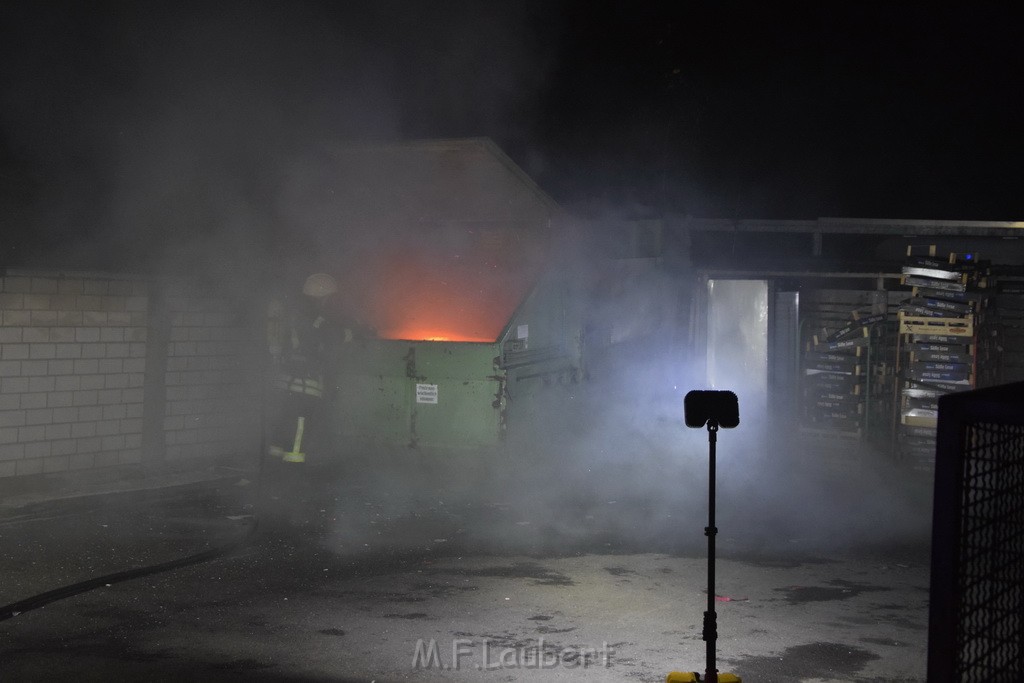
left=666, top=390, right=742, bottom=683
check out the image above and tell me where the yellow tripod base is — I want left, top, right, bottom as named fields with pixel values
left=666, top=673, right=741, bottom=683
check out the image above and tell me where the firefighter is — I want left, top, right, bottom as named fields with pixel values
left=266, top=272, right=338, bottom=467
left=266, top=274, right=350, bottom=532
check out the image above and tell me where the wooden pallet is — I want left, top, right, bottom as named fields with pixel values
left=901, top=414, right=938, bottom=428
left=898, top=312, right=974, bottom=337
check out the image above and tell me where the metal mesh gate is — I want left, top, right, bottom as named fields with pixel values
left=929, top=383, right=1024, bottom=681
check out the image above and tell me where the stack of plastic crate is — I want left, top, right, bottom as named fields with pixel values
left=896, top=245, right=992, bottom=471
left=801, top=309, right=887, bottom=439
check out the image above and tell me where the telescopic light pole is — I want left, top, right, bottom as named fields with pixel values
left=703, top=419, right=719, bottom=682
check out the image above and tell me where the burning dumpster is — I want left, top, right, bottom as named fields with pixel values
left=313, top=139, right=582, bottom=450
left=333, top=268, right=582, bottom=449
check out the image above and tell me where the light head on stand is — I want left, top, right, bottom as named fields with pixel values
left=684, top=390, right=739, bottom=430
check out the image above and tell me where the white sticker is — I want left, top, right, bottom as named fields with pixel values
left=416, top=383, right=438, bottom=404
left=517, top=324, right=529, bottom=340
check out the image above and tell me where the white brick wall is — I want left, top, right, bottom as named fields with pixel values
left=0, top=271, right=262, bottom=479
left=161, top=281, right=261, bottom=462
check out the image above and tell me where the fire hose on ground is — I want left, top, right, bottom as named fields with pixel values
left=0, top=391, right=275, bottom=623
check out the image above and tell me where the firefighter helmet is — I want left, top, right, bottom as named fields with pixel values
left=302, top=273, right=338, bottom=298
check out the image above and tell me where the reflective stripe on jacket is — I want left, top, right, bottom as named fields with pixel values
left=272, top=372, right=324, bottom=398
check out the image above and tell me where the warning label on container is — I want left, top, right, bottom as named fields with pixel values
left=415, top=383, right=438, bottom=404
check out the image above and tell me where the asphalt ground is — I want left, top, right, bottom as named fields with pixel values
left=0, top=455, right=931, bottom=683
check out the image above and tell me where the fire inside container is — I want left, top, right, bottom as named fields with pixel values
left=361, top=241, right=540, bottom=343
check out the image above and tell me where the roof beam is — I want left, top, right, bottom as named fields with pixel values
left=683, top=216, right=1024, bottom=237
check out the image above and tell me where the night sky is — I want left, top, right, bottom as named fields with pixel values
left=1, top=2, right=1023, bottom=266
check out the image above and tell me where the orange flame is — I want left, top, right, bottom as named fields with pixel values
left=346, top=241, right=541, bottom=343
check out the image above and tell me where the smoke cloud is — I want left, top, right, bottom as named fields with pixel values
left=0, top=2, right=931, bottom=564
left=0, top=1, right=559, bottom=272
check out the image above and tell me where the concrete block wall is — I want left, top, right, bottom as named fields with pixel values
left=0, top=273, right=148, bottom=478
left=0, top=270, right=262, bottom=480
left=161, top=280, right=261, bottom=462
